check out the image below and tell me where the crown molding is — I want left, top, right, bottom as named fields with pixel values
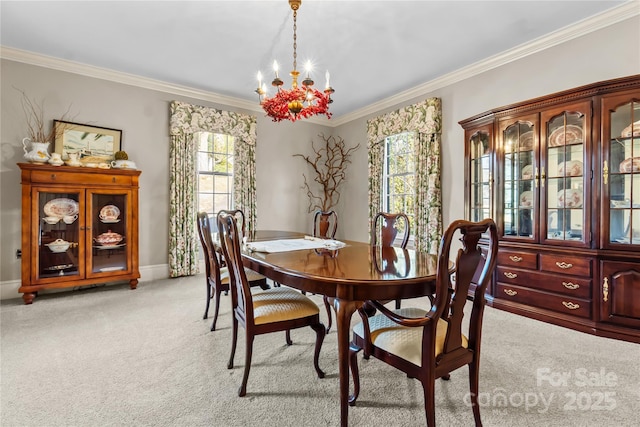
left=330, top=1, right=639, bottom=127
left=2, top=1, right=637, bottom=128
left=0, top=46, right=262, bottom=114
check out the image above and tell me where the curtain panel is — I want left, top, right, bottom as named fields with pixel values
left=168, top=100, right=257, bottom=277
left=366, top=98, right=442, bottom=254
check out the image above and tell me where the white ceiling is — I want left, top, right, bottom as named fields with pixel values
left=1, top=1, right=635, bottom=122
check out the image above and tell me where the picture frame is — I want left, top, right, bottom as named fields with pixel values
left=53, top=120, right=122, bottom=161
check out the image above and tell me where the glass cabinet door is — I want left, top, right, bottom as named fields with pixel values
left=90, top=192, right=129, bottom=274
left=467, top=126, right=492, bottom=222
left=36, top=190, right=82, bottom=280
left=604, top=95, right=640, bottom=248
left=542, top=105, right=589, bottom=246
left=501, top=119, right=536, bottom=240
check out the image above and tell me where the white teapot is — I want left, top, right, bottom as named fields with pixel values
left=23, top=138, right=50, bottom=163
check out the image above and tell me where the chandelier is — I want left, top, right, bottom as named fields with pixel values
left=255, top=0, right=334, bottom=122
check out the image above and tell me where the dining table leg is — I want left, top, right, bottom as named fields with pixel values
left=333, top=297, right=363, bottom=427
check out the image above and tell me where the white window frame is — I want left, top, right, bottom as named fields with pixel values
left=382, top=131, right=416, bottom=247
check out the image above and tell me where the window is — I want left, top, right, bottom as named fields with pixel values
left=383, top=131, right=416, bottom=241
left=197, top=132, right=234, bottom=224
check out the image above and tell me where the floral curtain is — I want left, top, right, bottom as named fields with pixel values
left=367, top=98, right=442, bottom=254
left=168, top=100, right=257, bottom=277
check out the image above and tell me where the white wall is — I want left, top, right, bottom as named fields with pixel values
left=1, top=15, right=638, bottom=299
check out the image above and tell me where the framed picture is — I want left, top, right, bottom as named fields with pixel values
left=54, top=120, right=122, bottom=161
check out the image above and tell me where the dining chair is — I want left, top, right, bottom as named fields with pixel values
left=348, top=218, right=499, bottom=427
left=313, top=210, right=338, bottom=239
left=196, top=212, right=268, bottom=331
left=217, top=211, right=326, bottom=397
left=369, top=212, right=410, bottom=309
left=356, top=212, right=412, bottom=357
left=371, top=212, right=410, bottom=249
left=313, top=210, right=338, bottom=333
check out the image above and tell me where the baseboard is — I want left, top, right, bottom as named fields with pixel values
left=0, top=263, right=172, bottom=301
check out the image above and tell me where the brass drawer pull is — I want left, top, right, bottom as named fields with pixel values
left=562, top=282, right=579, bottom=290
left=503, top=272, right=518, bottom=279
left=603, top=277, right=609, bottom=302
left=504, top=289, right=517, bottom=296
left=556, top=261, right=573, bottom=269
left=562, top=301, right=580, bottom=310
left=509, top=255, right=523, bottom=262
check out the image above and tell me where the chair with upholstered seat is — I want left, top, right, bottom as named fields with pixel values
left=348, top=218, right=499, bottom=426
left=312, top=210, right=338, bottom=333
left=371, top=212, right=410, bottom=249
left=371, top=212, right=410, bottom=309
left=217, top=211, right=326, bottom=397
left=196, top=212, right=268, bottom=331
left=313, top=210, right=338, bottom=239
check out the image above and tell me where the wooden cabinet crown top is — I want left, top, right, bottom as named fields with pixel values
left=18, top=163, right=141, bottom=187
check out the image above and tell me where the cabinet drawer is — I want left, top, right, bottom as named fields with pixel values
left=540, top=254, right=592, bottom=277
left=496, top=267, right=591, bottom=298
left=496, top=283, right=591, bottom=318
left=497, top=250, right=537, bottom=269
left=31, top=171, right=133, bottom=186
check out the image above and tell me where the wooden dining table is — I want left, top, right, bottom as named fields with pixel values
left=240, top=230, right=440, bottom=427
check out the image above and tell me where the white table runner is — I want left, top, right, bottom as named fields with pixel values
left=246, top=237, right=345, bottom=253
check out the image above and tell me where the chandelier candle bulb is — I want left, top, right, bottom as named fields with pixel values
left=273, top=60, right=279, bottom=78
left=305, top=60, right=312, bottom=78
left=325, top=71, right=330, bottom=89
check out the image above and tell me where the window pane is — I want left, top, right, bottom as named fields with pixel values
left=383, top=131, right=416, bottom=239
left=196, top=131, right=234, bottom=216
left=199, top=174, right=214, bottom=193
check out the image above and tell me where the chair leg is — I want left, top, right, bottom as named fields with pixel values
left=203, top=282, right=212, bottom=319
left=227, top=316, right=238, bottom=370
left=423, top=374, right=437, bottom=427
left=285, top=330, right=292, bottom=345
left=210, top=288, right=223, bottom=331
left=238, top=333, right=254, bottom=397
left=323, top=296, right=333, bottom=333
left=310, top=323, right=326, bottom=378
left=469, top=361, right=482, bottom=426
left=395, top=298, right=401, bottom=309
left=357, top=308, right=372, bottom=359
left=348, top=343, right=362, bottom=406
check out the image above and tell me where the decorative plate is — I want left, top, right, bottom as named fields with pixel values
left=549, top=125, right=583, bottom=147
left=519, top=191, right=533, bottom=207
left=558, top=160, right=583, bottom=177
left=621, top=120, right=640, bottom=138
left=43, top=198, right=79, bottom=218
left=519, top=132, right=534, bottom=151
left=99, top=205, right=120, bottom=221
left=557, top=189, right=583, bottom=208
left=94, top=231, right=124, bottom=246
left=619, top=157, right=640, bottom=173
left=521, top=165, right=533, bottom=179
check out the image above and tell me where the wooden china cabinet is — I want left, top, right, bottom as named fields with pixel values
left=461, top=75, right=640, bottom=343
left=18, top=163, right=140, bottom=304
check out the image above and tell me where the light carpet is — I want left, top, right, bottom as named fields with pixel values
left=1, top=276, right=638, bottom=426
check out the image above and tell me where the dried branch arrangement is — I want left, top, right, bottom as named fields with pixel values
left=17, top=87, right=73, bottom=143
left=293, top=133, right=360, bottom=212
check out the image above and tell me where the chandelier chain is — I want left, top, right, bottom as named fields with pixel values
left=292, top=9, right=297, bottom=72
